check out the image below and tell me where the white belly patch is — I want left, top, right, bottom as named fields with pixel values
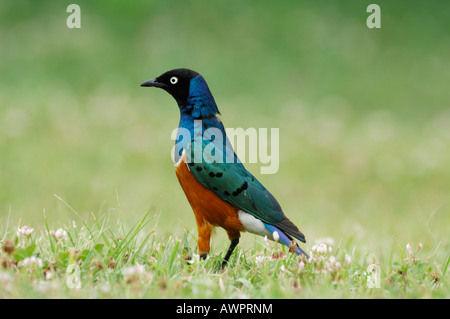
left=238, top=210, right=272, bottom=238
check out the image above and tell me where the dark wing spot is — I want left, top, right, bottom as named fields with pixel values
left=216, top=172, right=223, bottom=178
left=231, top=181, right=248, bottom=196
left=209, top=172, right=215, bottom=177
left=224, top=191, right=230, bottom=196
left=196, top=166, right=202, bottom=172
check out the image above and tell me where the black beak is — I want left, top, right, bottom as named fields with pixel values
left=140, top=78, right=166, bottom=88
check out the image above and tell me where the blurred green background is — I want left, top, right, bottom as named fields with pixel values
left=1, top=1, right=449, bottom=259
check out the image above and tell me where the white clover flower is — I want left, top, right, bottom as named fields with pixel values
left=122, top=264, right=152, bottom=284
left=280, top=265, right=287, bottom=272
left=264, top=235, right=271, bottom=246
left=0, top=272, right=13, bottom=293
left=298, top=261, right=305, bottom=271
left=98, top=283, right=111, bottom=294
left=45, top=271, right=53, bottom=280
left=345, top=254, right=351, bottom=265
left=123, top=264, right=145, bottom=276
left=255, top=256, right=266, bottom=265
left=273, top=231, right=280, bottom=242
left=406, top=243, right=412, bottom=255
left=317, top=243, right=328, bottom=254
left=0, top=272, right=13, bottom=284
left=22, top=256, right=43, bottom=268
left=50, top=228, right=68, bottom=241
left=315, top=237, right=335, bottom=246
left=17, top=225, right=34, bottom=238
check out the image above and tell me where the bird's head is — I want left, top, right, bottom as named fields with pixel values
left=141, top=68, right=198, bottom=102
left=141, top=68, right=220, bottom=118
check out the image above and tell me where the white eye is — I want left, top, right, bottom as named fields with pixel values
left=170, top=76, right=178, bottom=84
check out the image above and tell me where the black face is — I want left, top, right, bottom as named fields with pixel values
left=141, top=68, right=199, bottom=104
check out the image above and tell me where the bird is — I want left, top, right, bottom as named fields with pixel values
left=141, top=68, right=308, bottom=267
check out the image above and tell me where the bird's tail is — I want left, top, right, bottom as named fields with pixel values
left=264, top=224, right=309, bottom=259
left=294, top=244, right=309, bottom=258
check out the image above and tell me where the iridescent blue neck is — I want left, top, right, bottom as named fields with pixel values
left=179, top=75, right=220, bottom=119
left=174, top=112, right=226, bottom=163
left=172, top=75, right=225, bottom=163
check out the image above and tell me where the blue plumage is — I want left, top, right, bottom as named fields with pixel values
left=179, top=75, right=307, bottom=255
left=264, top=224, right=308, bottom=256
left=141, top=69, right=308, bottom=265
left=186, top=75, right=220, bottom=118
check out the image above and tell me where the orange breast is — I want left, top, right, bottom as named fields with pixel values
left=175, top=152, right=244, bottom=237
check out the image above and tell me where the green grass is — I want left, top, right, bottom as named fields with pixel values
left=0, top=210, right=448, bottom=298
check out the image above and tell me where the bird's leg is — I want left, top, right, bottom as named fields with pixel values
left=195, top=216, right=212, bottom=260
left=220, top=237, right=239, bottom=269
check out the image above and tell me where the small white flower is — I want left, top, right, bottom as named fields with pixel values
left=406, top=243, right=412, bottom=255
left=123, top=264, right=145, bottom=276
left=264, top=236, right=271, bottom=246
left=50, top=228, right=68, bottom=241
left=345, top=254, right=351, bottom=265
left=45, top=271, right=53, bottom=280
left=123, top=264, right=153, bottom=284
left=22, top=256, right=43, bottom=268
left=317, top=243, right=328, bottom=254
left=298, top=261, right=305, bottom=271
left=417, top=243, right=423, bottom=251
left=0, top=272, right=13, bottom=293
left=35, top=280, right=58, bottom=293
left=255, top=256, right=266, bottom=265
left=280, top=265, right=287, bottom=272
left=186, top=254, right=200, bottom=265
left=17, top=225, right=34, bottom=237
left=315, top=237, right=335, bottom=246
left=273, top=231, right=280, bottom=242
left=0, top=272, right=13, bottom=283
left=98, top=283, right=111, bottom=294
